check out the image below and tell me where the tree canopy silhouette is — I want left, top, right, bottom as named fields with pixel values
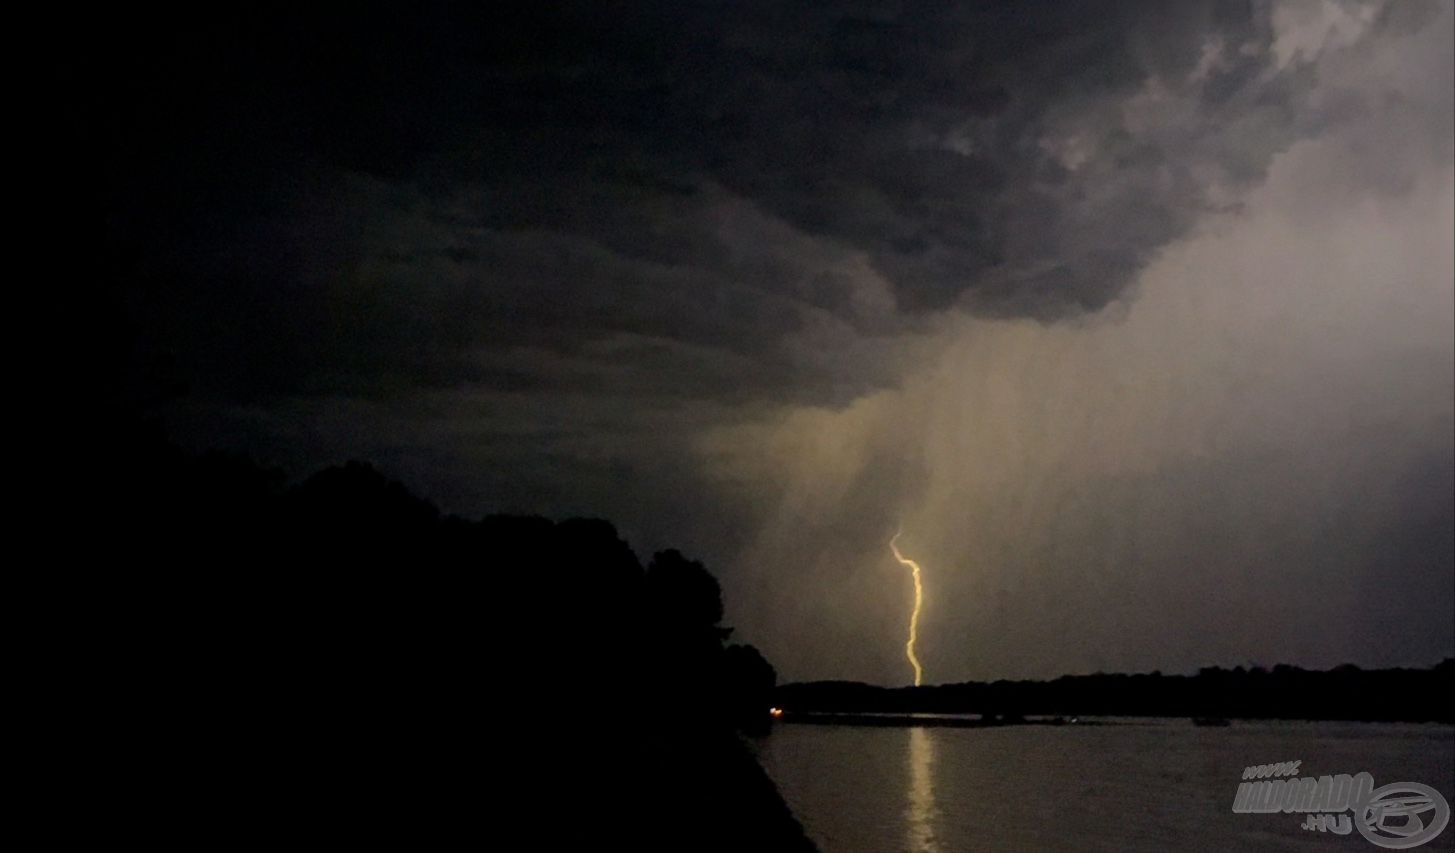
left=95, top=428, right=813, bottom=851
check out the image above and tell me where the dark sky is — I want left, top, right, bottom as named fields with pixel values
left=103, top=2, right=1454, bottom=685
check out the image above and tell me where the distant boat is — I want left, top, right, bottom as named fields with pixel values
left=1193, top=717, right=1231, bottom=727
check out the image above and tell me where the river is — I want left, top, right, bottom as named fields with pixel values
left=754, top=719, right=1454, bottom=852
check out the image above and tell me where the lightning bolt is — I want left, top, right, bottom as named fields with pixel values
left=890, top=528, right=925, bottom=687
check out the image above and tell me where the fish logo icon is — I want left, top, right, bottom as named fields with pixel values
left=1357, top=783, right=1450, bottom=849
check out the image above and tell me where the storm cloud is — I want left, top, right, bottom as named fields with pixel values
left=109, top=1, right=1351, bottom=402
left=103, top=1, right=1454, bottom=684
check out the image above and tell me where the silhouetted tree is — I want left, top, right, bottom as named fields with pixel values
left=96, top=430, right=815, bottom=851
left=724, top=644, right=778, bottom=734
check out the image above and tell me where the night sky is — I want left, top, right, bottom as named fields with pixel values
left=102, top=2, right=1454, bottom=685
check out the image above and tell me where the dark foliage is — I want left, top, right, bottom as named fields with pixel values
left=779, top=660, right=1455, bottom=723
left=87, top=425, right=812, bottom=850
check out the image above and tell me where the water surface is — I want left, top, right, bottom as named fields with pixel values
left=755, top=719, right=1455, bottom=852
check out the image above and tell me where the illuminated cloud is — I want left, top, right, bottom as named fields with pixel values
left=106, top=2, right=1454, bottom=683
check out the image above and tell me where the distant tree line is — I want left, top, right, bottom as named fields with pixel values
left=87, top=425, right=813, bottom=850
left=778, top=660, right=1454, bottom=723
